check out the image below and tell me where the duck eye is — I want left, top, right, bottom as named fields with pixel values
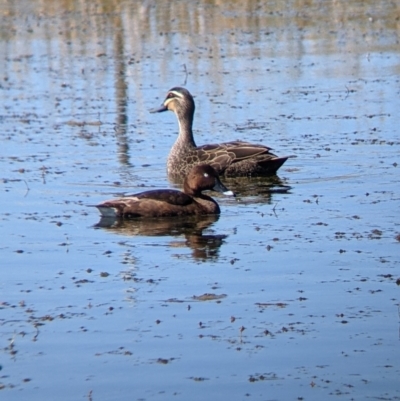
left=167, top=92, right=175, bottom=99
left=203, top=173, right=209, bottom=177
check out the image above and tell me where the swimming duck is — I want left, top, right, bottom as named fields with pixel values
left=95, top=164, right=234, bottom=218
left=151, top=87, right=290, bottom=180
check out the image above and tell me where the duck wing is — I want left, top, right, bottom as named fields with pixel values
left=196, top=141, right=276, bottom=171
left=134, top=189, right=194, bottom=206
left=219, top=141, right=274, bottom=159
left=98, top=190, right=194, bottom=212
left=96, top=190, right=195, bottom=218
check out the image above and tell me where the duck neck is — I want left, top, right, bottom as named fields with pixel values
left=175, top=108, right=196, bottom=148
left=183, top=185, right=220, bottom=214
left=183, top=181, right=196, bottom=197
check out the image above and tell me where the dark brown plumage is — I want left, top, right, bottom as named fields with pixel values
left=96, top=164, right=234, bottom=219
left=151, top=87, right=291, bottom=180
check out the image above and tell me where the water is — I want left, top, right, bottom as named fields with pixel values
left=0, top=1, right=399, bottom=400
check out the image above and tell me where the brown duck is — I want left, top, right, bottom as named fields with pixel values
left=151, top=87, right=291, bottom=180
left=95, top=164, right=234, bottom=218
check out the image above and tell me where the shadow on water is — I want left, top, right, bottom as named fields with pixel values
left=94, top=214, right=226, bottom=262
left=167, top=173, right=292, bottom=204
left=222, top=175, right=292, bottom=201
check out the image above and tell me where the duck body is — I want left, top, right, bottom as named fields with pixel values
left=151, top=87, right=290, bottom=180
left=96, top=164, right=233, bottom=219
left=168, top=139, right=288, bottom=179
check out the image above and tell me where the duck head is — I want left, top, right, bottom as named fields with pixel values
left=150, top=87, right=195, bottom=120
left=184, top=164, right=235, bottom=197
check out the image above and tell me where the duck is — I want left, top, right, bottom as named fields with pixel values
left=95, top=164, right=234, bottom=219
left=151, top=87, right=291, bottom=180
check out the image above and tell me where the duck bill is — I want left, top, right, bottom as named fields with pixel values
left=149, top=104, right=168, bottom=113
left=212, top=180, right=235, bottom=197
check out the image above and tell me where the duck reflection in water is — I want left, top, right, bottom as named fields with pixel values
left=95, top=214, right=226, bottom=262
